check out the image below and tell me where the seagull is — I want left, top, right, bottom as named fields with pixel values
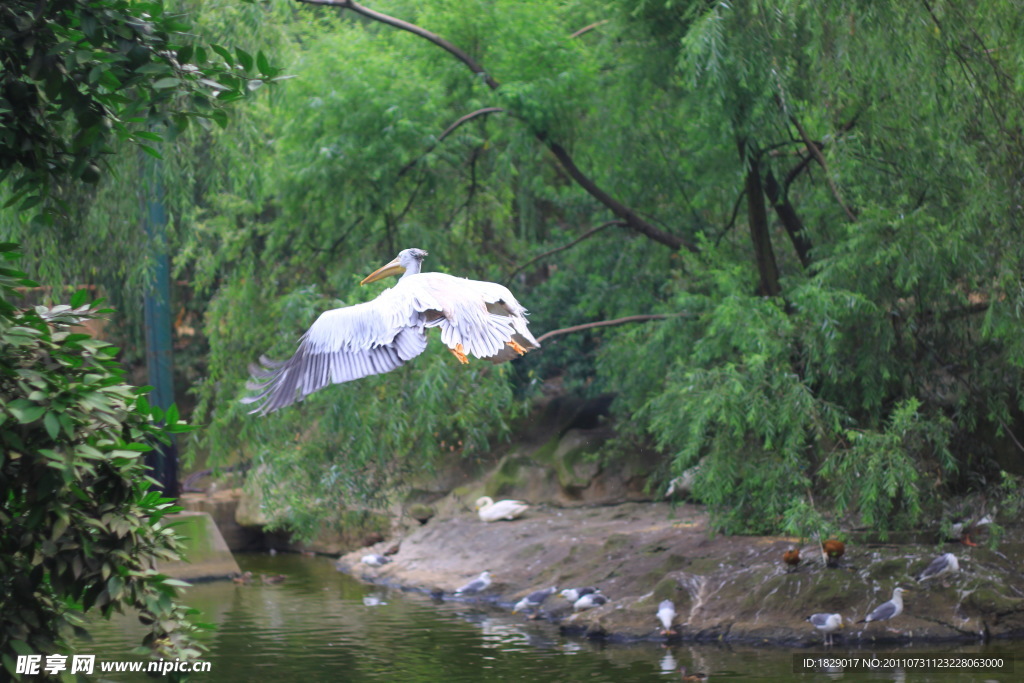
left=513, top=587, right=557, bottom=619
left=573, top=591, right=608, bottom=611
left=857, top=587, right=907, bottom=626
left=560, top=586, right=598, bottom=603
left=475, top=496, right=529, bottom=522
left=361, top=553, right=391, bottom=567
left=455, top=571, right=492, bottom=596
left=657, top=600, right=677, bottom=635
left=916, top=553, right=959, bottom=583
left=806, top=613, right=844, bottom=646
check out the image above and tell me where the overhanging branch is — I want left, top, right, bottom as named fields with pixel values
left=296, top=0, right=694, bottom=253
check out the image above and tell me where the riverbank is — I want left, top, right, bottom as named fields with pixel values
left=335, top=500, right=1024, bottom=646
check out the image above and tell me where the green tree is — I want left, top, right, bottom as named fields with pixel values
left=0, top=246, right=199, bottom=678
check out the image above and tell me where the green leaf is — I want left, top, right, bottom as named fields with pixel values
left=235, top=48, right=254, bottom=71
left=44, top=411, right=60, bottom=440
left=7, top=399, right=46, bottom=424
left=152, top=77, right=181, bottom=90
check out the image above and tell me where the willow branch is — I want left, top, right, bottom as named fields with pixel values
left=298, top=0, right=499, bottom=88
left=297, top=0, right=693, bottom=253
left=397, top=107, right=505, bottom=178
left=570, top=20, right=608, bottom=39
left=790, top=115, right=857, bottom=222
left=507, top=220, right=625, bottom=281
left=537, top=314, right=686, bottom=344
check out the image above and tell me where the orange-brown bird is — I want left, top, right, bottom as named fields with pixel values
left=822, top=539, right=845, bottom=568
left=783, top=546, right=801, bottom=572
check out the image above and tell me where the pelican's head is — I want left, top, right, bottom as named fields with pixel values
left=361, top=248, right=428, bottom=285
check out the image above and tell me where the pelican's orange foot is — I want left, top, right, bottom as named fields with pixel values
left=506, top=339, right=527, bottom=356
left=450, top=343, right=469, bottom=364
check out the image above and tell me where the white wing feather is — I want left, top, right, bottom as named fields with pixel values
left=244, top=272, right=538, bottom=414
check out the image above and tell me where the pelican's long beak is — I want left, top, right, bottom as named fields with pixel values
left=360, top=257, right=404, bottom=285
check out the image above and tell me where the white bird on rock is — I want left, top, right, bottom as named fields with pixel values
left=360, top=554, right=391, bottom=567
left=857, top=587, right=907, bottom=626
left=806, top=613, right=843, bottom=646
left=560, top=586, right=598, bottom=603
left=917, top=552, right=959, bottom=583
left=573, top=591, right=608, bottom=611
left=513, top=587, right=557, bottom=618
left=455, top=571, right=492, bottom=596
left=657, top=600, right=677, bottom=635
left=475, top=496, right=529, bottom=522
left=244, top=248, right=539, bottom=414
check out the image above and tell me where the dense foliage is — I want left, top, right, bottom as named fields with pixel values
left=0, top=247, right=200, bottom=678
left=5, top=0, right=1024, bottom=539
left=0, top=0, right=271, bottom=676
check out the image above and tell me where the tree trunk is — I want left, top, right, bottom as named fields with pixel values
left=740, top=141, right=781, bottom=297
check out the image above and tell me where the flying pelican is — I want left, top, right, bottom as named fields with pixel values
left=806, top=613, right=843, bottom=646
left=475, top=496, right=529, bottom=522
left=244, top=248, right=539, bottom=414
left=857, top=587, right=907, bottom=626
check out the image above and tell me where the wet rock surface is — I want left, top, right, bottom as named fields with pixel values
left=336, top=501, right=1024, bottom=646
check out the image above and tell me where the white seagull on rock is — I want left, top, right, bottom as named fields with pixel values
left=657, top=600, right=677, bottom=635
left=455, top=571, right=492, bottom=596
left=573, top=591, right=608, bottom=612
left=917, top=553, right=959, bottom=583
left=806, top=613, right=843, bottom=645
left=857, top=587, right=907, bottom=627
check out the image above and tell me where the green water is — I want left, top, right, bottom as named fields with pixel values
left=78, top=554, right=1017, bottom=681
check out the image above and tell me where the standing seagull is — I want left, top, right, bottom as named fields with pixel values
left=657, top=600, right=677, bottom=635
left=455, top=571, right=493, bottom=596
left=917, top=553, right=959, bottom=584
left=513, top=587, right=558, bottom=619
left=244, top=248, right=539, bottom=414
left=857, top=587, right=907, bottom=627
left=806, top=613, right=843, bottom=646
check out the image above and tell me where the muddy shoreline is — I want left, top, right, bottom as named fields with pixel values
left=335, top=501, right=1024, bottom=646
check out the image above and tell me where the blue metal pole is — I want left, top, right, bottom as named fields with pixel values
left=143, top=157, right=179, bottom=497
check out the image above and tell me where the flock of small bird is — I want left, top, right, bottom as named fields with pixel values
left=795, top=540, right=963, bottom=647
left=355, top=493, right=974, bottom=680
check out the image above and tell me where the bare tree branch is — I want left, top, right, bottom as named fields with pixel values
left=296, top=0, right=695, bottom=253
left=537, top=313, right=687, bottom=344
left=507, top=220, right=626, bottom=281
left=298, top=0, right=499, bottom=87
left=570, top=20, right=608, bottom=39
left=790, top=115, right=857, bottom=222
left=397, top=107, right=505, bottom=178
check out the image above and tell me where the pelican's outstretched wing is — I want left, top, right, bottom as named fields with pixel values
left=244, top=248, right=540, bottom=415
left=417, top=273, right=540, bottom=362
left=242, top=295, right=428, bottom=415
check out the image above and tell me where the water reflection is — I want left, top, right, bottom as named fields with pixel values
left=77, top=554, right=1016, bottom=682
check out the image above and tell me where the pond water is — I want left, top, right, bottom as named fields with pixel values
left=80, top=554, right=1016, bottom=682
